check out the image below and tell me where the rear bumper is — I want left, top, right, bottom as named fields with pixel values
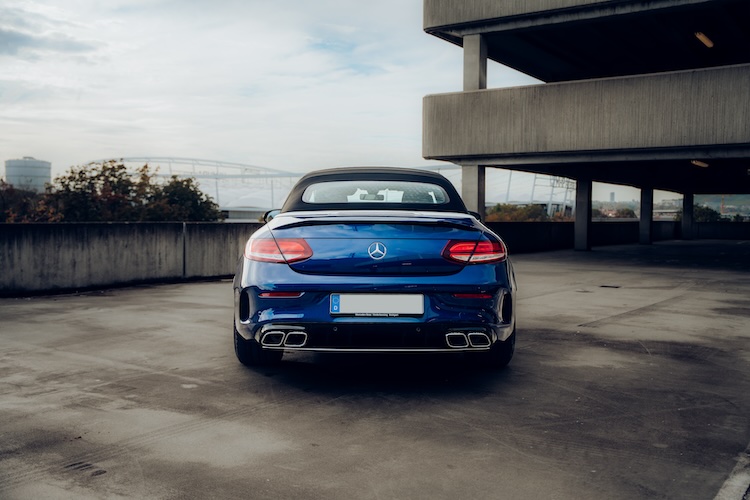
left=233, top=254, right=517, bottom=353
left=235, top=320, right=515, bottom=353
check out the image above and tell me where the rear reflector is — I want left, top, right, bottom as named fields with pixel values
left=259, top=292, right=304, bottom=298
left=245, top=238, right=313, bottom=263
left=452, top=293, right=493, bottom=299
left=442, top=239, right=507, bottom=264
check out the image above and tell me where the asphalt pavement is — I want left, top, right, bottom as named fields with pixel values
left=1, top=240, right=749, bottom=499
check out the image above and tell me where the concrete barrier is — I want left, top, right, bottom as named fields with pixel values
left=183, top=223, right=260, bottom=278
left=0, top=223, right=261, bottom=296
left=0, top=220, right=737, bottom=296
left=696, top=222, right=750, bottom=240
left=487, top=222, right=574, bottom=253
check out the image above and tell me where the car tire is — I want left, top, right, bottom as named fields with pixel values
left=234, top=325, right=284, bottom=366
left=481, top=329, right=515, bottom=370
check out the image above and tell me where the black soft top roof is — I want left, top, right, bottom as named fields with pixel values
left=280, top=167, right=468, bottom=213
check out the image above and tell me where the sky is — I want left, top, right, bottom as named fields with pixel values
left=0, top=0, right=673, bottom=204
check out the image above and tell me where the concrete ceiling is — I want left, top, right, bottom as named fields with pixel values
left=427, top=0, right=750, bottom=83
left=504, top=156, right=750, bottom=194
left=481, top=1, right=750, bottom=83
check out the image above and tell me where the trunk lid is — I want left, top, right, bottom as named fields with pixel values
left=267, top=211, right=487, bottom=276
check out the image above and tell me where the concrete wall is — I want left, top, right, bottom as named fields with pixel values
left=695, top=222, right=750, bottom=239
left=0, top=223, right=261, bottom=296
left=487, top=222, right=574, bottom=253
left=654, top=221, right=682, bottom=241
left=591, top=221, right=639, bottom=246
left=489, top=221, right=681, bottom=253
left=0, top=220, right=738, bottom=296
left=184, top=223, right=260, bottom=278
left=423, top=65, right=750, bottom=161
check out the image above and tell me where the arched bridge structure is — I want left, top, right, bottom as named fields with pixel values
left=115, top=157, right=301, bottom=213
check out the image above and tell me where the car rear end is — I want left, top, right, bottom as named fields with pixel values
left=233, top=210, right=516, bottom=363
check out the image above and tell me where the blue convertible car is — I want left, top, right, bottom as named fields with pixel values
left=233, top=167, right=517, bottom=368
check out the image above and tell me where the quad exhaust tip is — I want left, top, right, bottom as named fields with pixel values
left=446, top=332, right=469, bottom=348
left=261, top=330, right=308, bottom=348
left=284, top=332, right=308, bottom=348
left=446, top=332, right=490, bottom=349
left=468, top=332, right=491, bottom=347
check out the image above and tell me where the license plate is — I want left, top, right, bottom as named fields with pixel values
left=330, top=294, right=424, bottom=317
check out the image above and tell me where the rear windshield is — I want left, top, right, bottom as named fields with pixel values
left=301, top=180, right=450, bottom=205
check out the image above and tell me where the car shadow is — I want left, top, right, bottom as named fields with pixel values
left=249, top=351, right=517, bottom=397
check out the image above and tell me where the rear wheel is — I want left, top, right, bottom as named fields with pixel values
left=234, top=325, right=283, bottom=366
left=479, top=329, right=515, bottom=370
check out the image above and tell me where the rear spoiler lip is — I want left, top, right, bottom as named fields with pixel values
left=268, top=210, right=481, bottom=231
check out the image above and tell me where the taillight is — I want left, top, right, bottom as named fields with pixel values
left=245, top=238, right=312, bottom=263
left=442, top=239, right=507, bottom=264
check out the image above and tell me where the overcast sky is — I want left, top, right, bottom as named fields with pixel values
left=0, top=1, right=534, bottom=171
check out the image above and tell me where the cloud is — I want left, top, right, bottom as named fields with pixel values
left=0, top=4, right=99, bottom=58
left=0, top=27, right=96, bottom=56
left=1, top=0, right=538, bottom=176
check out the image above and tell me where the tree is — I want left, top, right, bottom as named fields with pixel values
left=486, top=203, right=549, bottom=222
left=674, top=204, right=726, bottom=223
left=5, top=160, right=221, bottom=222
left=0, top=180, right=62, bottom=222
left=614, top=208, right=636, bottom=218
left=693, top=205, right=721, bottom=223
left=143, top=176, right=221, bottom=221
left=45, top=161, right=140, bottom=221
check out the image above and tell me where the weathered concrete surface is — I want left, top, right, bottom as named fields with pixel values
left=423, top=65, right=750, bottom=163
left=0, top=223, right=261, bottom=296
left=423, top=0, right=660, bottom=30
left=0, top=240, right=748, bottom=499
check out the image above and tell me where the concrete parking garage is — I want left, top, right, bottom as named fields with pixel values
left=0, top=241, right=748, bottom=499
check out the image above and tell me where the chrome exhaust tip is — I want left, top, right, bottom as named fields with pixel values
left=284, top=332, right=308, bottom=348
left=468, top=332, right=491, bottom=347
left=446, top=332, right=469, bottom=348
left=261, top=331, right=285, bottom=347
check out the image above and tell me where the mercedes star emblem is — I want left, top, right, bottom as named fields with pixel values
left=367, top=242, right=387, bottom=260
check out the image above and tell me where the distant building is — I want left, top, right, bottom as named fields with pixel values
left=4, top=157, right=51, bottom=192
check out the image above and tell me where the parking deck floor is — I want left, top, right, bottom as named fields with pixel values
left=1, top=240, right=749, bottom=499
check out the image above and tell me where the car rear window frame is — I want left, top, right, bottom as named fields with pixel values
left=280, top=168, right=469, bottom=214
left=301, top=180, right=450, bottom=205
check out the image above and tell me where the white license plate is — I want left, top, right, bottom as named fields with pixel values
left=330, top=294, right=424, bottom=317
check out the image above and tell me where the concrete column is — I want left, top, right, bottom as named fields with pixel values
left=574, top=175, right=592, bottom=251
left=681, top=192, right=694, bottom=240
left=639, top=186, right=653, bottom=244
left=462, top=165, right=486, bottom=220
left=463, top=34, right=487, bottom=91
